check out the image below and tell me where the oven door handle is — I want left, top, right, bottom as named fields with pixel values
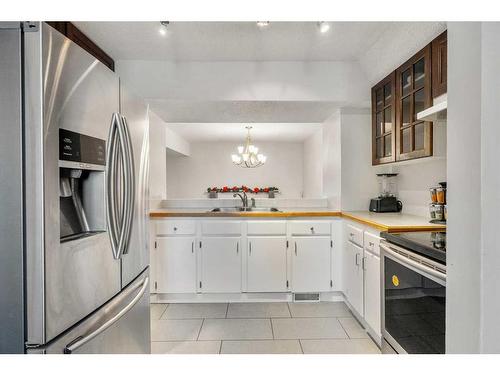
left=380, top=243, right=446, bottom=283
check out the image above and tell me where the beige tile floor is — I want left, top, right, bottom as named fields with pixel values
left=150, top=302, right=381, bottom=354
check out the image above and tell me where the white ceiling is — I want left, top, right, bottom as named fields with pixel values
left=74, top=21, right=391, bottom=61
left=148, top=100, right=339, bottom=123
left=166, top=123, right=323, bottom=142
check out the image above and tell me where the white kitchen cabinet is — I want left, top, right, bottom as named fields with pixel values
left=364, top=249, right=381, bottom=337
left=200, top=237, right=241, bottom=292
left=247, top=237, right=288, bottom=292
left=292, top=237, right=331, bottom=292
left=344, top=241, right=364, bottom=316
left=156, top=237, right=197, bottom=293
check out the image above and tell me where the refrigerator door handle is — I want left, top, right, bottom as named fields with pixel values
left=119, top=115, right=135, bottom=256
left=106, top=113, right=121, bottom=259
left=63, top=276, right=149, bottom=354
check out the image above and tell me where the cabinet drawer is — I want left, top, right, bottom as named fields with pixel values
left=156, top=220, right=196, bottom=235
left=364, top=232, right=381, bottom=256
left=346, top=224, right=363, bottom=247
left=202, top=221, right=242, bottom=235
left=247, top=221, right=287, bottom=235
left=290, top=221, right=331, bottom=236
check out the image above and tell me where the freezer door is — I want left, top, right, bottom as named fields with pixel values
left=0, top=24, right=24, bottom=354
left=119, top=84, right=150, bottom=287
left=24, top=23, right=121, bottom=345
left=41, top=269, right=150, bottom=354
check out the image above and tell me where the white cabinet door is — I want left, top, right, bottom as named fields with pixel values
left=156, top=237, right=196, bottom=293
left=201, top=237, right=241, bottom=293
left=292, top=237, right=331, bottom=292
left=247, top=237, right=287, bottom=292
left=364, top=250, right=381, bottom=337
left=345, top=241, right=364, bottom=316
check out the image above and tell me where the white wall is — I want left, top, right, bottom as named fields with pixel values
left=116, top=60, right=370, bottom=105
left=322, top=111, right=342, bottom=209
left=165, top=141, right=304, bottom=199
left=165, top=127, right=190, bottom=156
left=148, top=110, right=167, bottom=203
left=446, top=22, right=500, bottom=354
left=303, top=129, right=323, bottom=198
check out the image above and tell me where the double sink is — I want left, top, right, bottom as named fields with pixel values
left=209, top=207, right=281, bottom=213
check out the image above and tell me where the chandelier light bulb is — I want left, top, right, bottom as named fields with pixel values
left=318, top=21, right=330, bottom=33
left=232, top=126, right=266, bottom=168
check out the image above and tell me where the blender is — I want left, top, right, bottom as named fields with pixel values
left=369, top=173, right=403, bottom=212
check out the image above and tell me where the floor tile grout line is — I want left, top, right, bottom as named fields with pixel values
left=287, top=302, right=293, bottom=318
left=298, top=339, right=305, bottom=354
left=337, top=317, right=351, bottom=339
left=219, top=340, right=223, bottom=354
left=197, top=318, right=205, bottom=340
left=270, top=318, right=275, bottom=339
left=157, top=304, right=170, bottom=320
left=225, top=303, right=229, bottom=318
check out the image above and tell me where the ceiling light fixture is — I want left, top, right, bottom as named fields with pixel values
left=159, top=21, right=169, bottom=36
left=256, top=21, right=270, bottom=28
left=317, top=21, right=330, bottom=33
left=232, top=126, right=267, bottom=168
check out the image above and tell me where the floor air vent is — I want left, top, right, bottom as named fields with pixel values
left=293, top=293, right=320, bottom=302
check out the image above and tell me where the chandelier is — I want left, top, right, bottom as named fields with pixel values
left=231, top=126, right=267, bottom=168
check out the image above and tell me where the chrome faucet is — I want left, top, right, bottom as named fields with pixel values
left=233, top=191, right=249, bottom=210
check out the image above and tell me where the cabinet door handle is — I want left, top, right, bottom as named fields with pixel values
left=249, top=242, right=251, bottom=255
left=192, top=242, right=194, bottom=253
left=355, top=253, right=360, bottom=266
left=362, top=256, right=366, bottom=270
left=237, top=242, right=239, bottom=254
left=369, top=241, right=374, bottom=247
left=294, top=242, right=297, bottom=256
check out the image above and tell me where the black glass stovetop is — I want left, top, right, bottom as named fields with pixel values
left=381, top=231, right=446, bottom=265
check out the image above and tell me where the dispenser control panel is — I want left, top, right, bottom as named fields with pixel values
left=59, top=128, right=106, bottom=166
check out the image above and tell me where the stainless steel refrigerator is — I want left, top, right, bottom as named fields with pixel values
left=0, top=22, right=151, bottom=354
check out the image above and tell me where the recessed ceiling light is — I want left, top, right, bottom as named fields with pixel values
left=159, top=21, right=169, bottom=36
left=256, top=21, right=270, bottom=28
left=317, top=21, right=330, bottom=33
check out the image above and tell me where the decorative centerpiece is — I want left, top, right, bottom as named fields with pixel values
left=206, top=185, right=279, bottom=198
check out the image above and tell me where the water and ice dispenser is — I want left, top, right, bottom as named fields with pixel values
left=59, top=129, right=106, bottom=242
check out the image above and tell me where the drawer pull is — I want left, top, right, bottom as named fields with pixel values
left=369, top=241, right=374, bottom=247
left=173, top=227, right=178, bottom=231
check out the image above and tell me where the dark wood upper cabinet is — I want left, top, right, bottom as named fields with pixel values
left=395, top=44, right=433, bottom=161
left=431, top=30, right=447, bottom=98
left=46, top=22, right=115, bottom=71
left=371, top=72, right=396, bottom=165
left=371, top=30, right=447, bottom=165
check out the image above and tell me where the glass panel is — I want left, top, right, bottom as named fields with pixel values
left=376, top=88, right=383, bottom=110
left=384, top=83, right=392, bottom=105
left=402, top=69, right=412, bottom=96
left=402, top=128, right=411, bottom=154
left=384, top=107, right=392, bottom=133
left=414, top=88, right=425, bottom=120
left=414, top=58, right=425, bottom=89
left=384, top=135, right=392, bottom=156
left=376, top=112, right=383, bottom=136
left=376, top=138, right=383, bottom=159
left=402, top=96, right=411, bottom=127
left=415, top=122, right=424, bottom=150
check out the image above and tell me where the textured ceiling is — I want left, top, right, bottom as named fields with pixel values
left=166, top=122, right=323, bottom=142
left=148, top=100, right=339, bottom=123
left=74, top=21, right=391, bottom=61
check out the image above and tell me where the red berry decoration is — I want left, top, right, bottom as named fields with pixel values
left=264, top=187, right=269, bottom=192
left=253, top=187, right=259, bottom=193
left=223, top=186, right=229, bottom=192
left=232, top=186, right=239, bottom=192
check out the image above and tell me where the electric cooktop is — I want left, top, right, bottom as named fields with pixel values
left=381, top=231, right=446, bottom=265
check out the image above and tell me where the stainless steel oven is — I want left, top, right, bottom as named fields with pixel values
left=380, top=237, right=446, bottom=354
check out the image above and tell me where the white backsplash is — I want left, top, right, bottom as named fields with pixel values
left=160, top=197, right=329, bottom=209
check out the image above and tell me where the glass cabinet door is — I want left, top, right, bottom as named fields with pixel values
left=372, top=72, right=396, bottom=165
left=395, top=44, right=433, bottom=161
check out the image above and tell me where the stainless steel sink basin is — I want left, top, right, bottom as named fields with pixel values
left=209, top=207, right=281, bottom=213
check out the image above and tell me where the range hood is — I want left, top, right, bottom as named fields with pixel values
left=417, top=93, right=447, bottom=122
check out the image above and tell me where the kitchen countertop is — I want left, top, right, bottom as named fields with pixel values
left=149, top=208, right=341, bottom=218
left=342, top=211, right=446, bottom=232
left=149, top=208, right=446, bottom=232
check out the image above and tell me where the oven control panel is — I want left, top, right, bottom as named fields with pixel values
left=59, top=128, right=106, bottom=166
